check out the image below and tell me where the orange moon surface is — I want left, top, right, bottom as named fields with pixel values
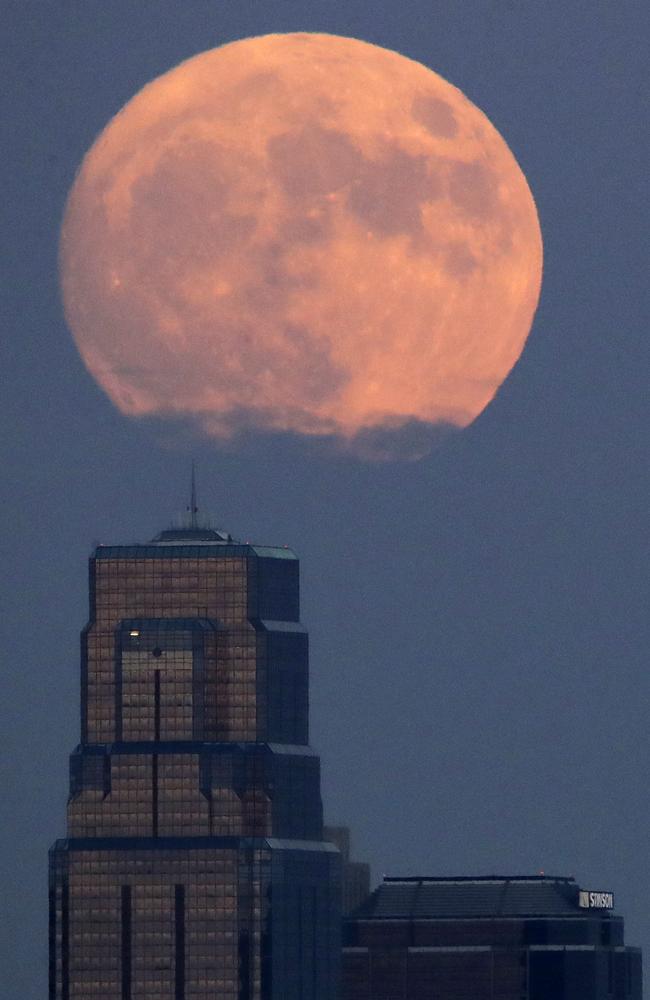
left=60, top=33, right=542, bottom=447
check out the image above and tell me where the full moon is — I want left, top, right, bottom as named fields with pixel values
left=60, top=33, right=542, bottom=450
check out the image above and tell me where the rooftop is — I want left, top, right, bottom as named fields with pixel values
left=92, top=475, right=297, bottom=559
left=93, top=537, right=297, bottom=560
left=150, top=526, right=233, bottom=544
left=352, top=875, right=616, bottom=920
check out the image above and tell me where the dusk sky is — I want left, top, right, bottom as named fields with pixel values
left=2, top=3, right=648, bottom=997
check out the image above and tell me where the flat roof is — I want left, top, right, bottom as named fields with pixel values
left=93, top=543, right=297, bottom=560
left=352, top=876, right=615, bottom=920
left=92, top=525, right=298, bottom=560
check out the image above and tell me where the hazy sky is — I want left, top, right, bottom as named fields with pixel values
left=2, top=3, right=648, bottom=997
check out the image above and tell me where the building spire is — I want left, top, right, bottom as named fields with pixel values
left=189, top=460, right=198, bottom=529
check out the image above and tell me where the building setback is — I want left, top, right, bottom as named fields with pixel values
left=324, top=826, right=371, bottom=916
left=342, top=875, right=642, bottom=1000
left=49, top=520, right=340, bottom=1000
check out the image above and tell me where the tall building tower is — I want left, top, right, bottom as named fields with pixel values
left=49, top=509, right=341, bottom=1000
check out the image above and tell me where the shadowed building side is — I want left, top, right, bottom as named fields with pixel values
left=49, top=518, right=340, bottom=1000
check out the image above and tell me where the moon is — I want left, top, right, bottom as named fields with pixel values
left=60, top=32, right=542, bottom=452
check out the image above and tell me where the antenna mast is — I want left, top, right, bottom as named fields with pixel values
left=189, top=461, right=198, bottom=529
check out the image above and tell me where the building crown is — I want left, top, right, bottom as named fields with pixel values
left=150, top=462, right=233, bottom=543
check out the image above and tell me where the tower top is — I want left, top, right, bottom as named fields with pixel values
left=150, top=462, right=233, bottom=543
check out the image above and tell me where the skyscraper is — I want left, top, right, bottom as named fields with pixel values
left=49, top=511, right=340, bottom=999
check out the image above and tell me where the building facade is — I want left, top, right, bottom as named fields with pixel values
left=342, top=875, right=642, bottom=1000
left=324, top=826, right=371, bottom=916
left=49, top=521, right=340, bottom=1000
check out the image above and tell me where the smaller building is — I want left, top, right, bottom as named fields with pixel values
left=342, top=874, right=642, bottom=999
left=324, top=825, right=371, bottom=914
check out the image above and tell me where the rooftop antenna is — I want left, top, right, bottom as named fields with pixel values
left=188, top=461, right=198, bottom=529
